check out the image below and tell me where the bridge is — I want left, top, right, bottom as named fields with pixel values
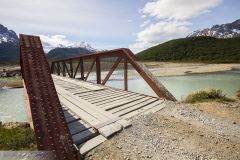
left=20, top=34, right=176, bottom=159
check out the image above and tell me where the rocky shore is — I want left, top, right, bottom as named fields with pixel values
left=85, top=100, right=240, bottom=160
left=0, top=66, right=21, bottom=78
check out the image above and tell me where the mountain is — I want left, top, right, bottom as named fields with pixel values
left=0, top=24, right=99, bottom=63
left=137, top=36, right=240, bottom=63
left=0, top=24, right=19, bottom=63
left=46, top=47, right=94, bottom=61
left=188, top=19, right=240, bottom=38
left=42, top=39, right=97, bottom=53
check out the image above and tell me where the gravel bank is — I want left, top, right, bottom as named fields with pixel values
left=85, top=101, right=240, bottom=160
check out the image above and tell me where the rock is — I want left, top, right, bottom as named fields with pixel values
left=232, top=121, right=237, bottom=124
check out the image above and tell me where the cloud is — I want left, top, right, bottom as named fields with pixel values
left=39, top=35, right=72, bottom=52
left=40, top=35, right=72, bottom=47
left=130, top=0, right=223, bottom=53
left=130, top=21, right=190, bottom=52
left=140, top=20, right=151, bottom=28
left=143, top=0, right=223, bottom=20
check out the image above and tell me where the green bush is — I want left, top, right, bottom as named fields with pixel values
left=0, top=126, right=36, bottom=150
left=185, top=89, right=234, bottom=103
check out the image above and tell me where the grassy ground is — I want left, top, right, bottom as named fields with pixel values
left=0, top=125, right=36, bottom=150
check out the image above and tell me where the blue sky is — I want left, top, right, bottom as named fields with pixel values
left=0, top=0, right=239, bottom=52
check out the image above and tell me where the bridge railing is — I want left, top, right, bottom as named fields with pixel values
left=50, top=48, right=176, bottom=101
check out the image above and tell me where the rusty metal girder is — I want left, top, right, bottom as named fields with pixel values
left=51, top=48, right=176, bottom=101
left=20, top=34, right=78, bottom=160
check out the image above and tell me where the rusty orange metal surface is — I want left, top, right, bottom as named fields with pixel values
left=20, top=34, right=78, bottom=160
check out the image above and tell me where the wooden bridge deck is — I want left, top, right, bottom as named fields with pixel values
left=52, top=75, right=166, bottom=155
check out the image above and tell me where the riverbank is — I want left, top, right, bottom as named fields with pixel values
left=85, top=100, right=240, bottom=160
left=143, top=62, right=240, bottom=77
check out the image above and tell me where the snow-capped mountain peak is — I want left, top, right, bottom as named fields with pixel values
left=187, top=19, right=240, bottom=38
left=0, top=24, right=19, bottom=44
left=39, top=35, right=98, bottom=53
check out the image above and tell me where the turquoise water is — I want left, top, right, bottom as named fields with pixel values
left=106, top=70, right=240, bottom=100
left=0, top=88, right=28, bottom=122
left=0, top=70, right=240, bottom=122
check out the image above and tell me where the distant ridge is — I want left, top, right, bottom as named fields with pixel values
left=46, top=47, right=94, bottom=61
left=137, top=36, right=240, bottom=63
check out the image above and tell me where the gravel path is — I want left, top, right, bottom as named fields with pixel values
left=85, top=101, right=240, bottom=160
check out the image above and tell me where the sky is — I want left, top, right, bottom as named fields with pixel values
left=0, top=0, right=240, bottom=53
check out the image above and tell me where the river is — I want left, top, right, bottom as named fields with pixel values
left=0, top=70, right=240, bottom=122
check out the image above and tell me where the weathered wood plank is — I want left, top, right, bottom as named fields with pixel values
left=121, top=100, right=164, bottom=119
left=53, top=75, right=104, bottom=91
left=72, top=128, right=98, bottom=145
left=99, top=95, right=146, bottom=110
left=115, top=98, right=159, bottom=116
left=58, top=94, right=101, bottom=127
left=57, top=86, right=119, bottom=121
left=98, top=122, right=122, bottom=138
left=110, top=97, right=152, bottom=114
left=78, top=135, right=107, bottom=155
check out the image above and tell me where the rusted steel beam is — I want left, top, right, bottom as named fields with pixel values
left=102, top=57, right=122, bottom=85
left=73, top=59, right=81, bottom=78
left=95, top=56, right=101, bottom=84
left=124, top=58, right=128, bottom=91
left=69, top=60, right=73, bottom=78
left=85, top=59, right=95, bottom=81
left=57, top=62, right=60, bottom=75
left=50, top=62, right=55, bottom=74
left=51, top=48, right=176, bottom=101
left=20, top=34, right=78, bottom=160
left=80, top=58, right=84, bottom=80
left=63, top=61, right=71, bottom=77
left=122, top=49, right=176, bottom=101
left=62, top=62, right=66, bottom=77
left=52, top=48, right=125, bottom=62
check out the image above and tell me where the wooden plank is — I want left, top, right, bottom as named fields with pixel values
left=57, top=86, right=118, bottom=121
left=94, top=93, right=140, bottom=106
left=116, top=119, right=132, bottom=128
left=58, top=94, right=101, bottom=127
left=52, top=75, right=104, bottom=90
left=91, top=92, right=137, bottom=104
left=99, top=95, right=146, bottom=110
left=72, top=128, right=98, bottom=145
left=79, top=135, right=107, bottom=155
left=78, top=89, right=126, bottom=99
left=121, top=100, right=164, bottom=119
left=66, top=115, right=80, bottom=123
left=64, top=111, right=74, bottom=118
left=110, top=97, right=152, bottom=113
left=69, top=123, right=91, bottom=135
left=115, top=98, right=159, bottom=116
left=140, top=102, right=166, bottom=115
left=98, top=122, right=122, bottom=138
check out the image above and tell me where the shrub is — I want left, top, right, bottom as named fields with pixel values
left=185, top=89, right=234, bottom=103
left=0, top=126, right=36, bottom=150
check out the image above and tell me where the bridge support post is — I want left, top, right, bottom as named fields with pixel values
left=69, top=60, right=73, bottom=78
left=124, top=58, right=128, bottom=91
left=96, top=56, right=101, bottom=84
left=80, top=58, right=84, bottom=80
